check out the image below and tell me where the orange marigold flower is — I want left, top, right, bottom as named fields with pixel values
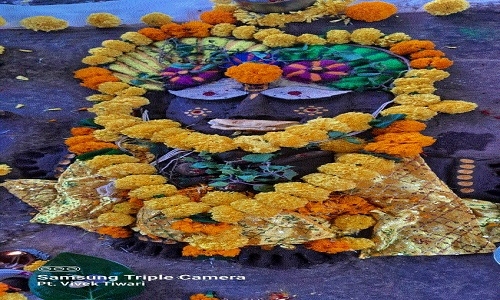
left=171, top=218, right=233, bottom=235
left=0, top=282, right=9, bottom=295
left=372, top=120, right=427, bottom=135
left=80, top=74, right=121, bottom=90
left=225, top=62, right=282, bottom=85
left=68, top=141, right=118, bottom=155
left=137, top=27, right=169, bottom=41
left=160, top=23, right=186, bottom=38
left=200, top=9, right=237, bottom=25
left=182, top=245, right=240, bottom=258
left=128, top=197, right=144, bottom=209
left=410, top=57, right=454, bottom=69
left=183, top=21, right=213, bottom=38
left=297, top=194, right=377, bottom=219
left=305, top=239, right=352, bottom=254
left=74, top=66, right=112, bottom=79
left=345, top=1, right=398, bottom=22
left=373, top=132, right=436, bottom=146
left=409, top=49, right=446, bottom=59
left=70, top=127, right=95, bottom=136
left=364, top=141, right=425, bottom=157
left=64, top=134, right=98, bottom=147
left=389, top=40, right=436, bottom=55
left=97, top=226, right=133, bottom=238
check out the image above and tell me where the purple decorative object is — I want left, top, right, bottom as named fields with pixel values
left=282, top=60, right=350, bottom=83
left=161, top=65, right=221, bottom=89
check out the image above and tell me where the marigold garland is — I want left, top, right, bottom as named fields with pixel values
left=345, top=1, right=398, bottom=22
left=200, top=9, right=237, bottom=25
left=97, top=226, right=133, bottom=238
left=171, top=218, right=233, bottom=235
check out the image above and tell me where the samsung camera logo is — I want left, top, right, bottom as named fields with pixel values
left=37, top=266, right=81, bottom=272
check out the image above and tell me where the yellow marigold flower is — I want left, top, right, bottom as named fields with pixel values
left=305, top=238, right=351, bottom=254
left=184, top=227, right=248, bottom=250
left=97, top=118, right=142, bottom=132
left=162, top=202, right=211, bottom=219
left=301, top=173, right=357, bottom=192
left=0, top=292, right=28, bottom=300
left=193, top=135, right=238, bottom=153
left=319, top=138, right=366, bottom=153
left=128, top=184, right=178, bottom=199
left=336, top=153, right=395, bottom=175
left=200, top=191, right=249, bottom=206
left=423, top=0, right=470, bottom=16
left=350, top=28, right=384, bottom=46
left=0, top=16, right=6, bottom=26
left=256, top=13, right=288, bottom=28
left=333, top=214, right=376, bottom=233
left=81, top=54, right=116, bottom=66
left=140, top=12, right=173, bottom=27
left=86, top=94, right=115, bottom=102
left=115, top=175, right=167, bottom=190
left=94, top=114, right=141, bottom=126
left=97, top=163, right=157, bottom=178
left=117, top=86, right=147, bottom=96
left=119, top=31, right=153, bottom=46
left=393, top=93, right=441, bottom=106
left=150, top=128, right=192, bottom=145
left=262, top=33, right=297, bottom=48
left=393, top=77, right=433, bottom=86
left=209, top=205, right=246, bottom=224
left=381, top=105, right=438, bottom=120
left=305, top=118, right=352, bottom=132
left=273, top=182, right=331, bottom=202
left=333, top=112, right=374, bottom=131
left=253, top=28, right=284, bottom=41
left=391, top=84, right=436, bottom=95
left=86, top=12, right=121, bottom=28
left=254, top=192, right=309, bottom=210
left=20, top=16, right=68, bottom=32
left=339, top=236, right=375, bottom=250
left=345, top=1, right=398, bottom=22
left=404, top=69, right=450, bottom=82
left=92, top=128, right=121, bottom=142
left=297, top=33, right=327, bottom=45
left=88, top=47, right=123, bottom=57
left=121, top=122, right=181, bottom=139
left=230, top=199, right=281, bottom=218
left=284, top=125, right=329, bottom=141
left=112, top=202, right=139, bottom=214
left=210, top=23, right=237, bottom=37
left=326, top=30, right=351, bottom=44
left=86, top=154, right=140, bottom=170
left=233, top=135, right=280, bottom=153
left=88, top=104, right=132, bottom=116
left=143, top=195, right=191, bottom=210
left=0, top=164, right=12, bottom=176
left=428, top=100, right=478, bottom=114
left=231, top=25, right=257, bottom=39
left=97, top=81, right=130, bottom=95
left=111, top=95, right=150, bottom=107
left=23, top=260, right=47, bottom=272
left=263, top=131, right=310, bottom=148
left=317, top=162, right=381, bottom=184
left=376, top=32, right=412, bottom=48
left=97, top=212, right=135, bottom=226
left=101, top=39, right=136, bottom=52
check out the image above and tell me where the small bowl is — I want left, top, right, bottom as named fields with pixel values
left=234, top=0, right=317, bottom=13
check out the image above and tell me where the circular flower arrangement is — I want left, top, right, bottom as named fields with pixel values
left=27, top=1, right=480, bottom=261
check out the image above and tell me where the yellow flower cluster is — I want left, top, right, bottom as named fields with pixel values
left=333, top=214, right=376, bottom=233
left=296, top=33, right=327, bottom=46
left=97, top=162, right=157, bottom=178
left=0, top=164, right=11, bottom=176
left=317, top=162, right=381, bottom=188
left=336, top=153, right=395, bottom=175
left=230, top=199, right=281, bottom=218
left=86, top=13, right=121, bottom=28
left=428, top=100, right=478, bottom=114
left=404, top=69, right=450, bottom=82
left=273, top=182, right=331, bottom=201
left=97, top=212, right=136, bottom=226
left=143, top=195, right=192, bottom=210
left=200, top=191, right=248, bottom=206
left=120, top=32, right=153, bottom=46
left=20, top=16, right=68, bottom=32
left=140, top=12, right=173, bottom=27
left=209, top=205, right=245, bottom=224
left=112, top=202, right=140, bottom=214
left=231, top=25, right=256, bottom=39
left=350, top=28, right=384, bottom=46
left=393, top=93, right=441, bottom=106
left=184, top=227, right=249, bottom=250
left=88, top=47, right=123, bottom=58
left=423, top=0, right=470, bottom=16
left=86, top=154, right=140, bottom=170
left=114, top=174, right=167, bottom=190
left=210, top=23, right=237, bottom=37
left=0, top=45, right=4, bottom=55
left=302, top=173, right=357, bottom=191
left=319, top=138, right=366, bottom=153
left=162, top=202, right=211, bottom=219
left=128, top=184, right=178, bottom=199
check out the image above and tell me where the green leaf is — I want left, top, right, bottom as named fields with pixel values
left=76, top=148, right=129, bottom=161
left=209, top=181, right=228, bottom=187
left=253, top=184, right=274, bottom=192
left=28, top=252, right=145, bottom=300
left=369, top=114, right=406, bottom=128
left=77, top=118, right=104, bottom=129
left=189, top=213, right=218, bottom=224
left=241, top=153, right=275, bottom=163
left=344, top=136, right=362, bottom=144
left=282, top=169, right=299, bottom=180
left=237, top=175, right=257, bottom=182
left=191, top=161, right=219, bottom=169
left=328, top=131, right=347, bottom=139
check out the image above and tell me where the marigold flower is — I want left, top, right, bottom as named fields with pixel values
left=423, top=0, right=470, bottom=16
left=380, top=105, right=438, bottom=120
left=137, top=27, right=169, bottom=41
left=317, top=162, right=381, bottom=185
left=0, top=164, right=11, bottom=176
left=364, top=141, right=425, bottom=157
left=225, top=62, right=282, bottom=85
left=85, top=94, right=114, bottom=102
left=160, top=23, right=187, bottom=38
left=334, top=214, right=376, bottom=232
left=200, top=191, right=248, bottom=206
left=184, top=227, right=248, bottom=250
left=333, top=112, right=374, bottom=131
left=319, top=138, right=366, bottom=153
left=409, top=49, right=446, bottom=59
left=86, top=154, right=140, bottom=170
left=97, top=162, right=157, bottom=178
left=64, top=134, right=98, bottom=147
left=231, top=25, right=257, bottom=40
left=20, top=16, right=68, bottom=32
left=302, top=173, right=357, bottom=192
left=372, top=120, right=427, bottom=135
left=74, top=66, right=112, bottom=79
left=128, top=184, right=178, bottom=199
left=230, top=199, right=281, bottom=218
left=297, top=34, right=327, bottom=45
left=182, top=245, right=240, bottom=258
left=115, top=175, right=167, bottom=190
left=263, top=131, right=310, bottom=148
left=306, top=118, right=352, bottom=132
left=391, top=84, right=436, bottom=95
left=101, top=39, right=136, bottom=52
left=171, top=218, right=233, bottom=235
left=80, top=74, right=120, bottom=90
left=121, top=121, right=181, bottom=139
left=428, top=100, right=478, bottom=114
left=389, top=40, right=435, bottom=55
left=410, top=57, right=454, bottom=69
left=393, top=93, right=441, bottom=106
left=393, top=77, right=433, bottom=87
left=273, top=182, right=331, bottom=202
left=0, top=282, right=10, bottom=295
left=68, top=141, right=118, bottom=155
left=97, top=81, right=130, bottom=95
left=0, top=16, right=6, bottom=27
left=345, top=1, right=398, bottom=22
left=350, top=28, right=384, bottom=46
left=95, top=118, right=141, bottom=132
left=374, top=132, right=436, bottom=146
left=118, top=86, right=147, bottom=96
left=233, top=135, right=280, bottom=153
left=339, top=236, right=375, bottom=250
left=200, top=9, right=237, bottom=25
left=209, top=205, right=246, bottom=224
left=325, top=30, right=351, bottom=44
left=284, top=125, right=329, bottom=141
left=92, top=129, right=121, bottom=142
left=88, top=47, right=123, bottom=57
left=143, top=195, right=192, bottom=210
left=262, top=33, right=297, bottom=48
left=192, top=135, right=238, bottom=153
left=162, top=202, right=211, bottom=219
left=100, top=95, right=150, bottom=108
left=94, top=114, right=141, bottom=126
left=140, top=12, right=173, bottom=27
left=404, top=69, right=450, bottom=82
left=210, top=23, right=237, bottom=37
left=120, top=31, right=153, bottom=46
left=298, top=194, right=376, bottom=219
left=81, top=54, right=116, bottom=66
left=376, top=32, right=412, bottom=47
left=97, top=212, right=135, bottom=227
left=253, top=28, right=284, bottom=41
left=0, top=45, right=5, bottom=55
left=305, top=238, right=352, bottom=254
left=86, top=12, right=121, bottom=28
left=254, top=192, right=309, bottom=210
left=335, top=153, right=395, bottom=175
left=70, top=127, right=95, bottom=136
left=96, top=226, right=133, bottom=238
left=112, top=202, right=140, bottom=214
left=183, top=21, right=213, bottom=38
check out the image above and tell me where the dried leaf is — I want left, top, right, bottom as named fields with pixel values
left=16, top=75, right=29, bottom=81
left=15, top=104, right=25, bottom=109
left=18, top=49, right=33, bottom=52
left=46, top=108, right=62, bottom=111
